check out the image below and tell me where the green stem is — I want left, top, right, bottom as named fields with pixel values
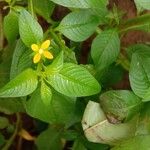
left=2, top=113, right=21, bottom=150
left=0, top=9, right=3, bottom=51
left=117, top=53, right=130, bottom=71
left=28, top=0, right=34, bottom=16
left=96, top=27, right=102, bottom=34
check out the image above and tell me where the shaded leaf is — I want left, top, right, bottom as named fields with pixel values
left=91, top=30, right=120, bottom=71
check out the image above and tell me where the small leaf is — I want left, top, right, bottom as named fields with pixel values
left=35, top=126, right=62, bottom=150
left=19, top=9, right=43, bottom=47
left=119, top=14, right=150, bottom=33
left=91, top=30, right=120, bottom=71
left=0, top=117, right=9, bottom=129
left=10, top=39, right=32, bottom=79
left=0, top=69, right=38, bottom=97
left=129, top=49, right=150, bottom=100
left=72, top=139, right=87, bottom=150
left=111, top=135, right=150, bottom=150
left=134, top=0, right=150, bottom=10
left=4, top=10, right=19, bottom=44
left=82, top=101, right=136, bottom=145
left=100, top=90, right=142, bottom=122
left=0, top=98, right=24, bottom=114
left=47, top=63, right=101, bottom=97
left=46, top=51, right=64, bottom=74
left=33, top=0, right=55, bottom=21
left=58, top=10, right=100, bottom=42
left=41, top=81, right=52, bottom=105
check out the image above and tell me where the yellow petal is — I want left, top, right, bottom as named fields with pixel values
left=43, top=51, right=53, bottom=59
left=33, top=53, right=41, bottom=63
left=31, top=44, right=39, bottom=52
left=41, top=40, right=50, bottom=50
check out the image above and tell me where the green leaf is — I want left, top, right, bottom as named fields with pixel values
left=35, top=126, right=62, bottom=150
left=10, top=39, right=32, bottom=79
left=58, top=10, right=100, bottom=42
left=119, top=14, right=150, bottom=33
left=82, top=101, right=136, bottom=145
left=129, top=49, right=150, bottom=100
left=100, top=90, right=142, bottom=122
left=24, top=89, right=76, bottom=124
left=47, top=63, right=101, bottom=97
left=4, top=10, right=19, bottom=44
left=134, top=0, right=150, bottom=10
left=73, top=140, right=87, bottom=150
left=126, top=44, right=150, bottom=60
left=50, top=0, right=108, bottom=16
left=136, top=102, right=150, bottom=135
left=91, top=30, right=120, bottom=71
left=41, top=81, right=52, bottom=105
left=19, top=9, right=43, bottom=47
left=0, top=69, right=38, bottom=97
left=0, top=117, right=9, bottom=129
left=0, top=133, right=5, bottom=147
left=46, top=51, right=64, bottom=74
left=33, top=0, right=55, bottom=21
left=0, top=99, right=24, bottom=114
left=111, top=135, right=150, bottom=150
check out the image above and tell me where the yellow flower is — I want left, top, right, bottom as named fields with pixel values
left=31, top=40, right=53, bottom=63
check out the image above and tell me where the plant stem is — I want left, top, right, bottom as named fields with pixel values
left=2, top=113, right=21, bottom=150
left=0, top=9, right=3, bottom=51
left=28, top=0, right=34, bottom=17
left=117, top=53, right=130, bottom=71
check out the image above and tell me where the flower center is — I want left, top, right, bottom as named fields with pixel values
left=39, top=49, right=44, bottom=54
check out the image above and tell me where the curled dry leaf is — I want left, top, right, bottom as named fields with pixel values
left=82, top=101, right=137, bottom=145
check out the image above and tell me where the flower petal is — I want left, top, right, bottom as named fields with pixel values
left=41, top=40, right=50, bottom=50
left=31, top=44, right=39, bottom=52
left=43, top=51, right=53, bottom=59
left=33, top=53, right=41, bottom=63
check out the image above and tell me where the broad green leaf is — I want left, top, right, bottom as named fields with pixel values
left=58, top=10, right=100, bottom=42
left=126, top=44, right=150, bottom=60
left=46, top=51, right=64, bottom=74
left=19, top=9, right=43, bottom=47
left=119, top=14, right=150, bottom=33
left=4, top=10, right=19, bottom=44
left=100, top=90, right=142, bottom=122
left=41, top=81, right=52, bottom=105
left=82, top=101, right=136, bottom=145
left=10, top=39, right=32, bottom=79
left=91, top=30, right=120, bottom=71
left=50, top=0, right=108, bottom=16
left=0, top=69, right=38, bottom=97
left=47, top=63, right=101, bottom=97
left=129, top=49, right=150, bottom=100
left=24, top=89, right=76, bottom=124
left=134, top=0, right=150, bottom=10
left=0, top=99, right=24, bottom=114
left=111, top=135, right=150, bottom=150
left=33, top=0, right=55, bottom=21
left=0, top=117, right=9, bottom=129
left=35, top=126, right=62, bottom=150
